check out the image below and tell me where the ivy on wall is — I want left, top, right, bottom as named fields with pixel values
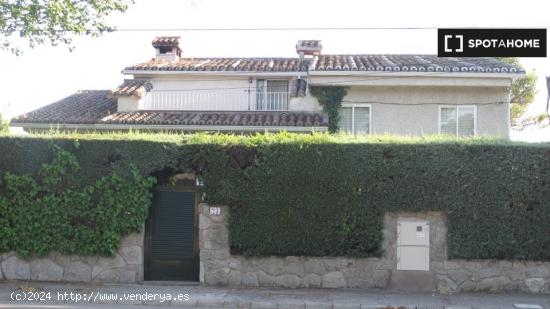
left=0, top=144, right=156, bottom=257
left=309, top=86, right=349, bottom=133
left=0, top=133, right=549, bottom=261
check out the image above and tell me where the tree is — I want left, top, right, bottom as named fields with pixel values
left=1, top=0, right=133, bottom=55
left=546, top=76, right=549, bottom=118
left=498, top=57, right=537, bottom=126
left=0, top=113, right=9, bottom=134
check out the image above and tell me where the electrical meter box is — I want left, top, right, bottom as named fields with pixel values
left=397, top=220, right=430, bottom=271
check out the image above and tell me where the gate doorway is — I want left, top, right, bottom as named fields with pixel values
left=144, top=184, right=199, bottom=281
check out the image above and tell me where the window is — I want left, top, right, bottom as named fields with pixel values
left=439, top=105, right=476, bottom=136
left=256, top=80, right=289, bottom=110
left=339, top=105, right=371, bottom=134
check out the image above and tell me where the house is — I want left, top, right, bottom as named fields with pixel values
left=11, top=37, right=524, bottom=137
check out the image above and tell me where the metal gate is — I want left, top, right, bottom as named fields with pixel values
left=145, top=187, right=199, bottom=281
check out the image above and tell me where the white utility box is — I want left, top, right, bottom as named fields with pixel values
left=397, top=220, right=430, bottom=271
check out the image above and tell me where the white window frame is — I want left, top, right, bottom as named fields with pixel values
left=438, top=105, right=477, bottom=136
left=341, top=103, right=372, bottom=134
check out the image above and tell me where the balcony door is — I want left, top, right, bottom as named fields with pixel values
left=256, top=79, right=289, bottom=111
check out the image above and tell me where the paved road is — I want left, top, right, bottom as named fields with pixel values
left=0, top=281, right=548, bottom=309
left=0, top=304, right=204, bottom=309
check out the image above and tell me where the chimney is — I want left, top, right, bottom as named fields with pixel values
left=152, top=36, right=182, bottom=62
left=296, top=40, right=322, bottom=58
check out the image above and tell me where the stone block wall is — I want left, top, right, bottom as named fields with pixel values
left=433, top=260, right=550, bottom=293
left=0, top=232, right=144, bottom=283
left=3, top=202, right=549, bottom=294
left=199, top=204, right=550, bottom=293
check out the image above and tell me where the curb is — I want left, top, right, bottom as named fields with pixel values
left=4, top=298, right=479, bottom=309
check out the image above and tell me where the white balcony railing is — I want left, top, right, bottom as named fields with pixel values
left=139, top=90, right=289, bottom=111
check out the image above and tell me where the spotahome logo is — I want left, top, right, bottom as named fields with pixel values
left=438, top=28, right=546, bottom=57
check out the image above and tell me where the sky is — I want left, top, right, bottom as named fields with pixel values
left=0, top=0, right=549, bottom=138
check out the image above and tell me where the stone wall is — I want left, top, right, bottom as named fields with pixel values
left=3, top=202, right=549, bottom=293
left=198, top=205, right=420, bottom=289
left=433, top=260, right=550, bottom=293
left=0, top=232, right=144, bottom=283
left=199, top=204, right=550, bottom=293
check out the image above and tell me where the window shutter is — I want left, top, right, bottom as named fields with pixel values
left=289, top=79, right=299, bottom=97
left=297, top=78, right=307, bottom=97
left=289, top=78, right=307, bottom=97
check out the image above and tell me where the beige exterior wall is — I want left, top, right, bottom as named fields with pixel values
left=289, top=95, right=322, bottom=112
left=128, top=75, right=312, bottom=112
left=343, top=85, right=510, bottom=138
left=124, top=73, right=512, bottom=137
left=150, top=76, right=250, bottom=91
left=117, top=96, right=140, bottom=112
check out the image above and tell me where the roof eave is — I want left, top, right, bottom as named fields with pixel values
left=122, top=70, right=307, bottom=77
left=308, top=71, right=524, bottom=79
left=122, top=69, right=524, bottom=79
left=10, top=122, right=328, bottom=132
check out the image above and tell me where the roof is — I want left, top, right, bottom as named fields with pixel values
left=111, top=79, right=152, bottom=97
left=124, top=55, right=524, bottom=74
left=125, top=57, right=309, bottom=72
left=12, top=91, right=327, bottom=129
left=102, top=110, right=327, bottom=127
left=152, top=36, right=180, bottom=48
left=12, top=90, right=117, bottom=124
left=313, top=55, right=523, bottom=73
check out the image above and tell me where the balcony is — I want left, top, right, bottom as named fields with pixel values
left=139, top=90, right=289, bottom=111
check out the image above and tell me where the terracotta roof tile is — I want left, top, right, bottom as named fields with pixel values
left=111, top=79, right=152, bottom=97
left=297, top=40, right=322, bottom=49
left=102, top=110, right=328, bottom=127
left=124, top=55, right=523, bottom=74
left=12, top=90, right=117, bottom=124
left=152, top=36, right=180, bottom=47
left=125, top=57, right=310, bottom=72
left=313, top=55, right=523, bottom=73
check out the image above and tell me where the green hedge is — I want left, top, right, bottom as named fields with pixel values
left=0, top=142, right=156, bottom=257
left=0, top=133, right=549, bottom=260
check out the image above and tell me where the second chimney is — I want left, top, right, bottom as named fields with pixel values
left=296, top=40, right=322, bottom=58
left=152, top=36, right=182, bottom=62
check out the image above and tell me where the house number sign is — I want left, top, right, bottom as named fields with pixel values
left=209, top=207, right=221, bottom=216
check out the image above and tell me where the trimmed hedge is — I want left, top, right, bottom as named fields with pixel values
left=0, top=133, right=549, bottom=260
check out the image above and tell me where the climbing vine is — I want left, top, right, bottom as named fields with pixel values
left=309, top=86, right=349, bottom=133
left=0, top=144, right=156, bottom=257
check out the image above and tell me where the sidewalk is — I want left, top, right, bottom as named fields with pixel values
left=0, top=281, right=548, bottom=309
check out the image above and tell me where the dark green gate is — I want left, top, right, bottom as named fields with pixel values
left=145, top=186, right=199, bottom=281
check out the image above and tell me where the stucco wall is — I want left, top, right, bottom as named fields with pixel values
left=117, top=96, right=140, bottom=112
left=343, top=85, right=510, bottom=138
left=0, top=232, right=144, bottom=283
left=199, top=204, right=550, bottom=293
left=288, top=95, right=322, bottom=112
left=123, top=74, right=510, bottom=137
left=131, top=76, right=312, bottom=112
